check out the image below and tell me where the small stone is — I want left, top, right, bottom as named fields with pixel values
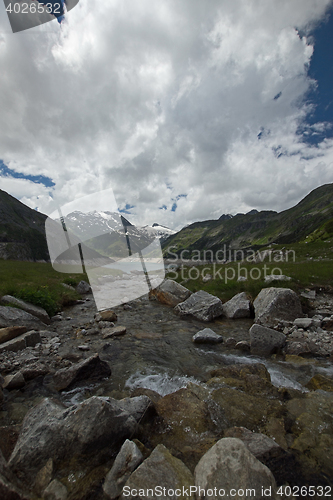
left=235, top=341, right=251, bottom=352
left=293, top=318, right=312, bottom=329
left=98, top=321, right=114, bottom=329
left=78, top=345, right=90, bottom=351
left=225, top=338, right=237, bottom=348
left=264, top=274, right=291, bottom=282
left=103, top=326, right=127, bottom=339
left=96, top=310, right=117, bottom=322
left=3, top=371, right=25, bottom=390
left=43, top=479, right=68, bottom=500
left=76, top=281, right=91, bottom=294
left=301, top=290, right=316, bottom=300
left=192, top=328, right=223, bottom=344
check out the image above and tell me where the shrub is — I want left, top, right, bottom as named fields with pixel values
left=10, top=287, right=58, bottom=317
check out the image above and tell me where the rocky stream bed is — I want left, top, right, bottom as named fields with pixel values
left=0, top=280, right=333, bottom=500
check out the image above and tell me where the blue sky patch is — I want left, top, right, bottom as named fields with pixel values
left=0, top=160, right=55, bottom=187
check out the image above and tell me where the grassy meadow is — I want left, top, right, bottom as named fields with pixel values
left=165, top=241, right=333, bottom=304
left=0, top=260, right=87, bottom=316
left=0, top=240, right=332, bottom=315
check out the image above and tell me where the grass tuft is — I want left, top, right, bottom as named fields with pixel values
left=0, top=260, right=87, bottom=316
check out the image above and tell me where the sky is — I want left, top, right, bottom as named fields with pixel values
left=0, top=0, right=333, bottom=230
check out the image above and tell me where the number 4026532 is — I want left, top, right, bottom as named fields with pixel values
left=5, top=2, right=61, bottom=14
left=277, top=486, right=332, bottom=497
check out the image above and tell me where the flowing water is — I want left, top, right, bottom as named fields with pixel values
left=57, top=296, right=332, bottom=406
left=2, top=295, right=332, bottom=420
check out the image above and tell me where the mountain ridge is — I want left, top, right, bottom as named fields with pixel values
left=1, top=183, right=333, bottom=262
left=162, top=183, right=333, bottom=257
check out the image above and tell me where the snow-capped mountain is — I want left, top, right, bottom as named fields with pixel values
left=143, top=223, right=176, bottom=242
left=57, top=210, right=159, bottom=259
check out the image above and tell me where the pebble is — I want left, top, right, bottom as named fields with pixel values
left=78, top=345, right=90, bottom=351
left=50, top=337, right=61, bottom=344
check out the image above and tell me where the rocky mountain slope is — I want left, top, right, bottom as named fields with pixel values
left=0, top=189, right=49, bottom=261
left=162, top=183, right=333, bottom=258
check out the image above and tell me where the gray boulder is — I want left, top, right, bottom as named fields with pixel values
left=194, top=438, right=277, bottom=500
left=250, top=324, right=286, bottom=356
left=76, top=281, right=91, bottom=294
left=0, top=306, right=46, bottom=330
left=192, top=328, right=223, bottom=344
left=224, top=427, right=300, bottom=485
left=254, top=287, right=303, bottom=328
left=42, top=479, right=67, bottom=500
left=0, top=330, right=41, bottom=354
left=0, top=296, right=50, bottom=325
left=120, top=444, right=194, bottom=500
left=9, top=397, right=137, bottom=483
left=174, top=290, right=224, bottom=322
left=103, top=440, right=143, bottom=499
left=0, top=326, right=27, bottom=345
left=223, top=292, right=252, bottom=319
left=149, top=279, right=191, bottom=306
left=52, top=353, right=111, bottom=391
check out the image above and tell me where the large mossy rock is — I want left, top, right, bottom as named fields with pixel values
left=254, top=288, right=303, bottom=328
left=305, top=373, right=333, bottom=392
left=120, top=444, right=194, bottom=500
left=209, top=363, right=279, bottom=398
left=286, top=391, right=333, bottom=482
left=211, top=386, right=284, bottom=434
left=152, top=388, right=225, bottom=470
left=194, top=438, right=277, bottom=500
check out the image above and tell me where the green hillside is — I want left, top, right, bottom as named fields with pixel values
left=162, top=183, right=333, bottom=258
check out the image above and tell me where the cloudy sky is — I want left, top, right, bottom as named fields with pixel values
left=0, top=0, right=333, bottom=230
